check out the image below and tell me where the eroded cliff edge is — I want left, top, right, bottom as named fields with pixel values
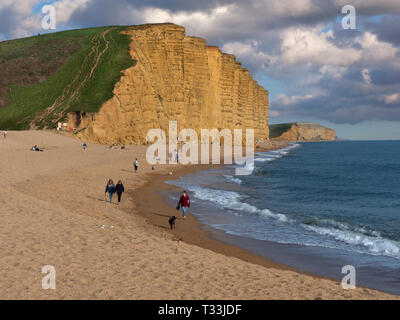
left=269, top=122, right=336, bottom=141
left=68, top=24, right=269, bottom=145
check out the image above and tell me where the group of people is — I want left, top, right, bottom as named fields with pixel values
left=105, top=179, right=125, bottom=205
left=102, top=159, right=139, bottom=206
left=168, top=150, right=180, bottom=163
left=102, top=159, right=138, bottom=205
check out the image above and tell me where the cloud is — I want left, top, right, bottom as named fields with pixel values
left=355, top=32, right=400, bottom=68
left=279, top=27, right=361, bottom=66
left=365, top=14, right=400, bottom=46
left=1, top=0, right=400, bottom=126
left=273, top=93, right=315, bottom=107
left=0, top=0, right=41, bottom=40
left=334, top=0, right=400, bottom=15
left=52, top=0, right=91, bottom=24
left=221, top=41, right=273, bottom=71
left=380, top=93, right=400, bottom=104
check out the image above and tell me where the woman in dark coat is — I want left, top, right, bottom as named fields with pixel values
left=115, top=180, right=125, bottom=205
left=105, top=179, right=116, bottom=203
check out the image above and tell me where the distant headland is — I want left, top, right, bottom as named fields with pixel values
left=269, top=122, right=336, bottom=141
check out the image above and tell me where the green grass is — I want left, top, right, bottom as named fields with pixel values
left=269, top=123, right=294, bottom=138
left=68, top=27, right=137, bottom=114
left=0, top=26, right=136, bottom=129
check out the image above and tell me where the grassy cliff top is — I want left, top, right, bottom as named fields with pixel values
left=0, top=26, right=136, bottom=129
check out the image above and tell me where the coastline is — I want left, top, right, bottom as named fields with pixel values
left=132, top=163, right=299, bottom=273
left=132, top=140, right=305, bottom=272
left=1, top=131, right=397, bottom=299
left=131, top=143, right=399, bottom=298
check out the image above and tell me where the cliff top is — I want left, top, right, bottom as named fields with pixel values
left=270, top=122, right=333, bottom=130
left=270, top=122, right=336, bottom=141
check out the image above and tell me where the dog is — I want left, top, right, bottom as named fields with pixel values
left=169, top=216, right=177, bottom=229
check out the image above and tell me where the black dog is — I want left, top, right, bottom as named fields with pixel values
left=169, top=216, right=177, bottom=229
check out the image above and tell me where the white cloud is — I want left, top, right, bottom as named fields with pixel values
left=319, top=65, right=347, bottom=79
left=356, top=32, right=400, bottom=68
left=52, top=0, right=91, bottom=24
left=141, top=4, right=237, bottom=31
left=0, top=0, right=37, bottom=15
left=0, top=0, right=41, bottom=39
left=255, top=0, right=320, bottom=17
left=273, top=93, right=314, bottom=107
left=380, top=93, right=400, bottom=104
left=280, top=27, right=361, bottom=66
left=221, top=41, right=273, bottom=69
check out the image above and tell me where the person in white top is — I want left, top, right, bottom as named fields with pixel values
left=3, top=130, right=7, bottom=139
left=134, top=159, right=139, bottom=173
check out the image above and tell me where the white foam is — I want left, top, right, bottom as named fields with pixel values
left=254, top=143, right=300, bottom=163
left=303, top=224, right=400, bottom=259
left=188, top=186, right=288, bottom=222
left=254, top=156, right=277, bottom=162
left=223, top=175, right=242, bottom=184
left=260, top=208, right=288, bottom=222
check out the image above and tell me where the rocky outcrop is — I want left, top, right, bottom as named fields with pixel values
left=68, top=24, right=269, bottom=145
left=269, top=122, right=336, bottom=141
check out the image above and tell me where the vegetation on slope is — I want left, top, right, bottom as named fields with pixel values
left=0, top=26, right=136, bottom=129
left=269, top=123, right=294, bottom=139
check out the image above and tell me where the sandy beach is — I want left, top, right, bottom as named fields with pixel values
left=0, top=130, right=397, bottom=300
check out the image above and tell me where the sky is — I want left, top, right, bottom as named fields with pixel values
left=1, top=0, right=400, bottom=140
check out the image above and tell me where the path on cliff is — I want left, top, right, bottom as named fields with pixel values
left=28, top=28, right=113, bottom=129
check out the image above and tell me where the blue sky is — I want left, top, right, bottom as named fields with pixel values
left=1, top=0, right=400, bottom=140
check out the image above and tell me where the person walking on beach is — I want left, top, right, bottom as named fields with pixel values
left=115, top=180, right=125, bottom=205
left=83, top=142, right=87, bottom=152
left=3, top=130, right=7, bottom=139
left=177, top=190, right=190, bottom=220
left=134, top=158, right=139, bottom=173
left=105, top=179, right=116, bottom=203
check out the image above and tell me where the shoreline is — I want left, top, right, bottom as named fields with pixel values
left=131, top=143, right=336, bottom=283
left=2, top=130, right=397, bottom=299
left=131, top=145, right=400, bottom=297
left=132, top=163, right=300, bottom=272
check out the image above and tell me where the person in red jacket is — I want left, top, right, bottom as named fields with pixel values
left=177, top=190, right=190, bottom=220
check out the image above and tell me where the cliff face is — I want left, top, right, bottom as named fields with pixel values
left=270, top=122, right=336, bottom=141
left=68, top=24, right=269, bottom=145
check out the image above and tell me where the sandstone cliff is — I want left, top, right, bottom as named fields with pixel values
left=68, top=24, right=269, bottom=145
left=269, top=122, right=336, bottom=141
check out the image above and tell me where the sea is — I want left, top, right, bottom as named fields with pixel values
left=164, top=141, right=400, bottom=295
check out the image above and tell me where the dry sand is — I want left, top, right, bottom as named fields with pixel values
left=0, top=131, right=397, bottom=299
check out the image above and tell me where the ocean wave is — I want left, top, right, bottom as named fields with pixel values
left=304, top=218, right=382, bottom=238
left=223, top=175, right=242, bottom=184
left=254, top=156, right=280, bottom=162
left=254, top=143, right=301, bottom=163
left=188, top=186, right=288, bottom=222
left=302, top=223, right=400, bottom=259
